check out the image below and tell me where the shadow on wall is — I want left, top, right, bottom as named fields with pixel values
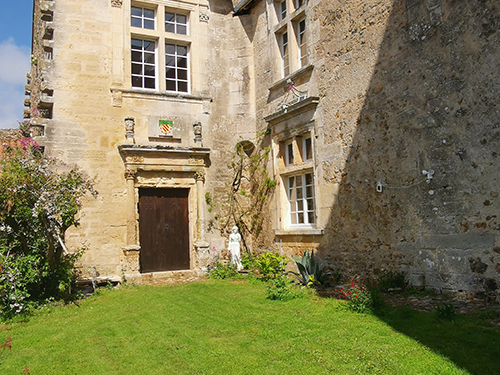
left=317, top=0, right=500, bottom=294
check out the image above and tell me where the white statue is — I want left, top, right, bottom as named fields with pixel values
left=228, top=226, right=242, bottom=271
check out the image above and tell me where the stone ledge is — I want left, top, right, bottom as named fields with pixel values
left=275, top=228, right=324, bottom=236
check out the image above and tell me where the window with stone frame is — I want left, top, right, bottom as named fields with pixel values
left=274, top=0, right=308, bottom=79
left=131, top=38, right=156, bottom=89
left=165, top=12, right=188, bottom=35
left=130, top=2, right=190, bottom=93
left=280, top=133, right=316, bottom=228
left=288, top=172, right=315, bottom=226
left=279, top=31, right=290, bottom=78
left=131, top=6, right=155, bottom=30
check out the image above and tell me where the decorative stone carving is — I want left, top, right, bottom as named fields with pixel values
left=125, top=117, right=135, bottom=143
left=193, top=122, right=202, bottom=143
left=188, top=157, right=204, bottom=165
left=124, top=169, right=136, bottom=180
left=199, top=13, right=209, bottom=23
left=194, top=170, right=205, bottom=182
left=111, top=0, right=123, bottom=8
left=127, top=156, right=144, bottom=163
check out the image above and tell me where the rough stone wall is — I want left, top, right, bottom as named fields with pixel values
left=27, top=0, right=257, bottom=279
left=308, top=0, right=500, bottom=296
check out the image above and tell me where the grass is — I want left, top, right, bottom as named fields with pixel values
left=0, top=280, right=498, bottom=374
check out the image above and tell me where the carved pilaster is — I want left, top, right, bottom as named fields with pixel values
left=124, top=169, right=137, bottom=180
left=194, top=169, right=205, bottom=182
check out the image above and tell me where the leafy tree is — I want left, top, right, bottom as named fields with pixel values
left=0, top=137, right=96, bottom=318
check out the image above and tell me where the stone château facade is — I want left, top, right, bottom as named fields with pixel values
left=25, top=0, right=500, bottom=298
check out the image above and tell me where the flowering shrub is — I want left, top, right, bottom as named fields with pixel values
left=0, top=138, right=95, bottom=318
left=206, top=259, right=240, bottom=280
left=336, top=279, right=374, bottom=314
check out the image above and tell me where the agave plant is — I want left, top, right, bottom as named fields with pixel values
left=288, top=249, right=327, bottom=287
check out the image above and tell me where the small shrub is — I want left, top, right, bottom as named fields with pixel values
left=240, top=252, right=255, bottom=270
left=289, top=249, right=328, bottom=287
left=206, top=260, right=240, bottom=280
left=254, top=252, right=287, bottom=281
left=435, top=303, right=455, bottom=321
left=374, top=270, right=406, bottom=291
left=266, top=276, right=303, bottom=301
left=336, top=279, right=373, bottom=314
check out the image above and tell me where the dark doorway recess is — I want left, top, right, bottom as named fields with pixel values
left=139, top=188, right=190, bottom=272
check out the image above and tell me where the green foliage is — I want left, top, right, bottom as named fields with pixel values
left=266, top=276, right=303, bottom=301
left=289, top=249, right=327, bottom=287
left=374, top=270, right=407, bottom=291
left=240, top=251, right=254, bottom=270
left=210, top=134, right=276, bottom=248
left=206, top=259, right=240, bottom=280
left=0, top=139, right=95, bottom=319
left=254, top=252, right=287, bottom=280
left=337, top=279, right=374, bottom=314
left=435, top=303, right=455, bottom=321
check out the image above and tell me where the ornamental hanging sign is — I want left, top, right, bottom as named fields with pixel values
left=158, top=120, right=173, bottom=136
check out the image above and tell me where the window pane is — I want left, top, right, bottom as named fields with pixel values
left=145, top=78, right=155, bottom=89
left=308, top=212, right=315, bottom=224
left=144, top=9, right=154, bottom=18
left=144, top=65, right=155, bottom=77
left=296, top=175, right=302, bottom=186
left=144, top=41, right=155, bottom=51
left=131, top=18, right=142, bottom=28
left=166, top=44, right=175, bottom=54
left=177, top=45, right=187, bottom=56
left=307, top=199, right=314, bottom=211
left=291, top=213, right=297, bottom=225
left=165, top=23, right=175, bottom=33
left=298, top=213, right=304, bottom=224
left=306, top=174, right=313, bottom=185
left=296, top=187, right=303, bottom=199
left=305, top=137, right=312, bottom=160
left=177, top=57, right=187, bottom=68
left=176, top=14, right=187, bottom=24
left=178, top=69, right=188, bottom=80
left=131, top=39, right=142, bottom=49
left=166, top=80, right=176, bottom=91
left=297, top=200, right=303, bottom=211
left=165, top=56, right=175, bottom=67
left=131, top=7, right=142, bottom=16
left=165, top=12, right=174, bottom=22
left=178, top=81, right=188, bottom=92
left=144, top=53, right=155, bottom=64
left=177, top=25, right=187, bottom=35
left=132, top=76, right=142, bottom=87
left=131, top=51, right=142, bottom=62
left=144, top=19, right=154, bottom=30
left=306, top=186, right=313, bottom=198
left=131, top=63, right=142, bottom=74
left=166, top=68, right=176, bottom=79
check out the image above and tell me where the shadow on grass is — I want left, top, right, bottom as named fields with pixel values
left=372, top=305, right=500, bottom=375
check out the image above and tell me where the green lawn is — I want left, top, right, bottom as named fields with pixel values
left=0, top=280, right=498, bottom=374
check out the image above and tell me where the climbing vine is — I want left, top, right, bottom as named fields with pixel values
left=209, top=134, right=276, bottom=252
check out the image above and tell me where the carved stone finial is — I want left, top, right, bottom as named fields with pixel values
left=125, top=117, right=135, bottom=143
left=194, top=170, right=205, bottom=182
left=193, top=122, right=202, bottom=143
left=111, top=0, right=123, bottom=8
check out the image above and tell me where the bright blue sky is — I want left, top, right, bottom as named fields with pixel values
left=0, top=1, right=33, bottom=129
